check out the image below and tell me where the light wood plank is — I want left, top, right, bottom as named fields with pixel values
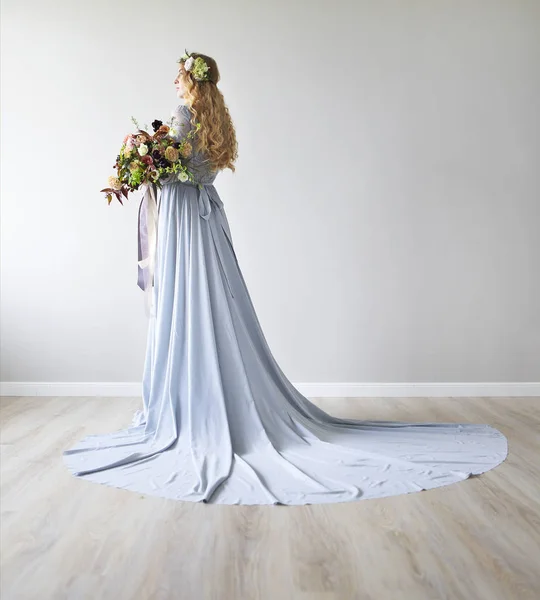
left=1, top=396, right=538, bottom=600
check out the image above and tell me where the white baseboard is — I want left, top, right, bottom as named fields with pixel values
left=0, top=381, right=538, bottom=398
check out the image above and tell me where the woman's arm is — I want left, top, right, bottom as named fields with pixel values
left=169, top=104, right=195, bottom=142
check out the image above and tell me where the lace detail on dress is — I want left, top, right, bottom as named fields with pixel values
left=169, top=104, right=218, bottom=186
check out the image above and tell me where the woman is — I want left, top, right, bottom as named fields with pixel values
left=63, top=52, right=507, bottom=505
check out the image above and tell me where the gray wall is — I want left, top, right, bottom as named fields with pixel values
left=1, top=0, right=539, bottom=388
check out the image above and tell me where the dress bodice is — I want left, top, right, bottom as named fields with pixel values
left=166, top=103, right=219, bottom=186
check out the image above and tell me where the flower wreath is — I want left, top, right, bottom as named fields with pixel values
left=178, top=49, right=211, bottom=82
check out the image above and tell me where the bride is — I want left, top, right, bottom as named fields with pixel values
left=63, top=51, right=507, bottom=505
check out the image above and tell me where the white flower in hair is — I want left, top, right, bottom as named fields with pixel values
left=178, top=50, right=211, bottom=81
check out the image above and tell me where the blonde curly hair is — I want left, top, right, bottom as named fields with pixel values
left=177, top=52, right=238, bottom=173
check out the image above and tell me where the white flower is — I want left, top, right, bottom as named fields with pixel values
left=184, top=56, right=194, bottom=71
left=108, top=175, right=122, bottom=190
left=138, top=143, right=148, bottom=156
left=177, top=171, right=189, bottom=182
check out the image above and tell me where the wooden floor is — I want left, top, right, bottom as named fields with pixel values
left=1, top=396, right=538, bottom=600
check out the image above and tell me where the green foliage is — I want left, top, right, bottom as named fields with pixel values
left=103, top=111, right=202, bottom=204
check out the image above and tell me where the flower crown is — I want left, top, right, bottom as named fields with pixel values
left=178, top=50, right=211, bottom=82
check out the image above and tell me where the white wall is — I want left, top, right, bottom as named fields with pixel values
left=1, top=0, right=539, bottom=391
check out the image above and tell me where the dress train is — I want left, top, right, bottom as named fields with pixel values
left=63, top=179, right=508, bottom=505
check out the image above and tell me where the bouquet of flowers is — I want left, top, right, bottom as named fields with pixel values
left=100, top=114, right=199, bottom=205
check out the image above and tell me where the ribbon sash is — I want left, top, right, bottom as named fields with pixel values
left=137, top=182, right=159, bottom=317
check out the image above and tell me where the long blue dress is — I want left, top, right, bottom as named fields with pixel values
left=63, top=104, right=508, bottom=505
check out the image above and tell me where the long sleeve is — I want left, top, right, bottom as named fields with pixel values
left=169, top=104, right=194, bottom=143
left=167, top=104, right=216, bottom=185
